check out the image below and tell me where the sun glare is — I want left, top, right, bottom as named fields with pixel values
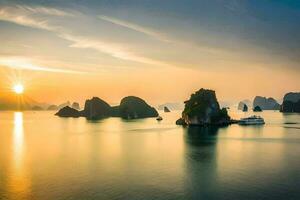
left=13, top=84, right=24, bottom=94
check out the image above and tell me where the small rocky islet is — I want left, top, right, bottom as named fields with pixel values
left=164, top=106, right=171, bottom=112
left=175, top=88, right=234, bottom=126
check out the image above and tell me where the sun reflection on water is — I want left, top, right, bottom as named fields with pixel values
left=8, top=112, right=31, bottom=199
left=13, top=112, right=24, bottom=164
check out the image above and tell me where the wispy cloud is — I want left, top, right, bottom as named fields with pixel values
left=59, top=33, right=172, bottom=67
left=16, top=5, right=74, bottom=17
left=0, top=5, right=63, bottom=31
left=98, top=15, right=172, bottom=43
left=0, top=57, right=85, bottom=74
left=0, top=5, right=172, bottom=69
left=97, top=15, right=232, bottom=58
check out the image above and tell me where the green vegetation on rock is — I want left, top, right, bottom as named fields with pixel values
left=179, top=88, right=230, bottom=126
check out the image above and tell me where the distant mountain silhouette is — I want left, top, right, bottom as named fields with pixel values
left=238, top=99, right=251, bottom=110
left=32, top=105, right=44, bottom=110
left=0, top=93, right=84, bottom=112
left=253, top=96, right=280, bottom=110
left=164, top=106, right=171, bottom=112
left=0, top=93, right=41, bottom=110
left=47, top=105, right=58, bottom=110
left=46, top=101, right=79, bottom=111
left=58, top=101, right=71, bottom=109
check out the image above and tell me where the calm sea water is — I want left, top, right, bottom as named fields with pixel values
left=0, top=110, right=300, bottom=200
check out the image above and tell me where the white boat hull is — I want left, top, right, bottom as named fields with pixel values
left=238, top=115, right=265, bottom=125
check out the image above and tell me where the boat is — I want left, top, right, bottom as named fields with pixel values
left=156, top=116, right=163, bottom=121
left=239, top=115, right=265, bottom=125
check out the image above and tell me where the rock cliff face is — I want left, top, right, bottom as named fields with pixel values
left=55, top=106, right=80, bottom=117
left=280, top=92, right=300, bottom=113
left=32, top=106, right=44, bottom=110
left=178, top=88, right=230, bottom=126
left=253, top=96, right=280, bottom=110
left=81, top=97, right=112, bottom=120
left=0, top=94, right=44, bottom=110
left=283, top=92, right=300, bottom=102
left=118, top=96, right=158, bottom=119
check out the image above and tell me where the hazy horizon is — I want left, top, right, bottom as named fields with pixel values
left=0, top=0, right=299, bottom=105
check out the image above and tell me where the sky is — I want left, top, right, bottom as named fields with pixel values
left=0, top=0, right=299, bottom=106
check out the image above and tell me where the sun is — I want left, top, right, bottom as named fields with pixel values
left=13, top=84, right=24, bottom=94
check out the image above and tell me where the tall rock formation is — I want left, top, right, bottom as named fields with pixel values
left=81, top=97, right=112, bottom=120
left=280, top=92, right=300, bottom=113
left=177, top=88, right=231, bottom=126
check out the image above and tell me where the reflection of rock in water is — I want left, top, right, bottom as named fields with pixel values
left=184, top=126, right=220, bottom=163
left=183, top=126, right=224, bottom=199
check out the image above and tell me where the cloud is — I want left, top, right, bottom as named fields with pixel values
left=0, top=5, right=172, bottom=69
left=98, top=15, right=172, bottom=43
left=16, top=5, right=74, bottom=17
left=0, top=57, right=85, bottom=74
left=59, top=33, right=172, bottom=67
left=97, top=15, right=235, bottom=59
left=0, top=5, right=62, bottom=31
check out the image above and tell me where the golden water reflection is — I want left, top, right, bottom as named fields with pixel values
left=13, top=112, right=24, bottom=167
left=8, top=112, right=31, bottom=199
